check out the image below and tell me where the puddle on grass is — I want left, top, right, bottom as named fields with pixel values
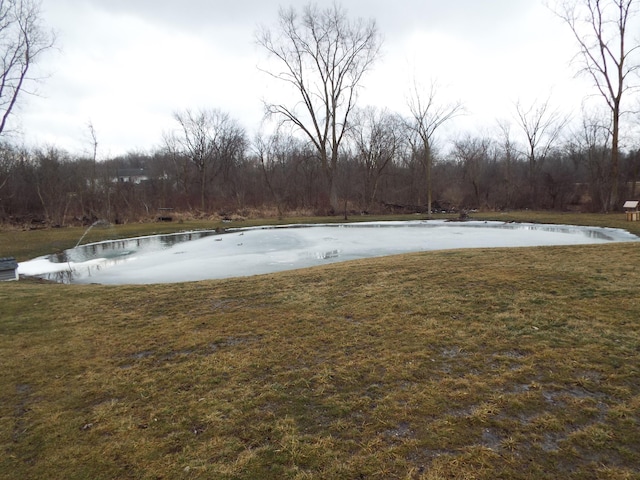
left=119, top=336, right=264, bottom=369
left=17, top=220, right=640, bottom=285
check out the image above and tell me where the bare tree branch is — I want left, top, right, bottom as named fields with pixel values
left=405, top=79, right=464, bottom=214
left=256, top=3, right=382, bottom=212
left=513, top=97, right=570, bottom=206
left=551, top=0, right=639, bottom=209
left=170, top=108, right=247, bottom=211
left=0, top=0, right=55, bottom=136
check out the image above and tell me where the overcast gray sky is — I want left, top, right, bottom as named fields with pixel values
left=16, top=0, right=590, bottom=157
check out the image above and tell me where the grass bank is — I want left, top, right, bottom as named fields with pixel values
left=1, top=213, right=640, bottom=479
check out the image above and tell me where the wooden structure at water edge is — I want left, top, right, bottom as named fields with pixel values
left=623, top=201, right=640, bottom=221
left=0, top=257, right=18, bottom=281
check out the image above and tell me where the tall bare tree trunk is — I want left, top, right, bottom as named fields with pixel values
left=553, top=0, right=638, bottom=211
left=257, top=3, right=382, bottom=215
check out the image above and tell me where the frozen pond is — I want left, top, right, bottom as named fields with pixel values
left=18, top=220, right=640, bottom=285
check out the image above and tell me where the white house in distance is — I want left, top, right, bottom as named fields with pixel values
left=114, top=168, right=150, bottom=184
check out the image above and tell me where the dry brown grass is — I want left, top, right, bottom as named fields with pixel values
left=1, top=212, right=640, bottom=479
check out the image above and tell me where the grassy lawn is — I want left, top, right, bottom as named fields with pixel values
left=1, top=212, right=640, bottom=479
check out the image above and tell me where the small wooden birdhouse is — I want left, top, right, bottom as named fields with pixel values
left=623, top=201, right=639, bottom=221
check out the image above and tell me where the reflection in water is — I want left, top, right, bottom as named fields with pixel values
left=51, top=231, right=218, bottom=263
left=44, top=269, right=74, bottom=284
left=483, top=222, right=615, bottom=240
left=44, top=230, right=219, bottom=283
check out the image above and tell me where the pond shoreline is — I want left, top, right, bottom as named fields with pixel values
left=17, top=220, right=640, bottom=284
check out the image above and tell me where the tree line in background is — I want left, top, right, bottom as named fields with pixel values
left=0, top=0, right=638, bottom=226
left=1, top=110, right=639, bottom=226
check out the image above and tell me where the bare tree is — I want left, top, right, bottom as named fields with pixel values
left=496, top=120, right=523, bottom=208
left=406, top=80, right=463, bottom=214
left=83, top=120, right=99, bottom=217
left=452, top=134, right=495, bottom=208
left=0, top=0, right=55, bottom=136
left=348, top=106, right=403, bottom=212
left=170, top=108, right=246, bottom=212
left=86, top=121, right=98, bottom=163
left=0, top=142, right=15, bottom=192
left=513, top=97, right=569, bottom=207
left=569, top=108, right=614, bottom=209
left=0, top=141, right=18, bottom=221
left=256, top=3, right=382, bottom=213
left=254, top=132, right=298, bottom=218
left=33, top=146, right=73, bottom=226
left=161, top=131, right=192, bottom=209
left=552, top=0, right=640, bottom=209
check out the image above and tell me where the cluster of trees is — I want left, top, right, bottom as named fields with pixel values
left=1, top=113, right=638, bottom=226
left=0, top=0, right=638, bottom=226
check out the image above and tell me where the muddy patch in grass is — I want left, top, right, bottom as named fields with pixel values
left=118, top=335, right=264, bottom=369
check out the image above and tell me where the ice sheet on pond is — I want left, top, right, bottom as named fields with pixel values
left=17, top=220, right=640, bottom=285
